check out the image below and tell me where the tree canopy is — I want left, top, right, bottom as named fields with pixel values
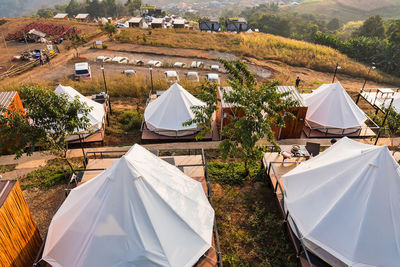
left=0, top=86, right=92, bottom=171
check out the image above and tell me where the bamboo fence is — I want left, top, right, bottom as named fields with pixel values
left=0, top=180, right=42, bottom=266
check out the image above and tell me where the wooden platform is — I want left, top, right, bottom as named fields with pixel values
left=67, top=128, right=105, bottom=145
left=303, top=121, right=376, bottom=138
left=80, top=154, right=218, bottom=267
left=141, top=123, right=213, bottom=143
left=263, top=152, right=337, bottom=267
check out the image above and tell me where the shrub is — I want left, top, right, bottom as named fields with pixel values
left=102, top=43, right=108, bottom=49
left=207, top=162, right=261, bottom=186
left=120, top=110, right=143, bottom=131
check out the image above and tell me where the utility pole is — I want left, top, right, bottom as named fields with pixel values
left=149, top=67, right=154, bottom=94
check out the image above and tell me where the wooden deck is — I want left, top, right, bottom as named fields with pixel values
left=303, top=121, right=377, bottom=138
left=141, top=123, right=213, bottom=143
left=80, top=154, right=218, bottom=267
left=263, top=152, right=337, bottom=267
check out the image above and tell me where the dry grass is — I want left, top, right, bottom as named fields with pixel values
left=0, top=73, right=203, bottom=97
left=117, top=28, right=397, bottom=84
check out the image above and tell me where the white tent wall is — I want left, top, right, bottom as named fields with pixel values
left=144, top=83, right=206, bottom=137
left=303, top=82, right=367, bottom=134
left=54, top=85, right=105, bottom=137
left=282, top=138, right=400, bottom=266
left=42, top=144, right=214, bottom=267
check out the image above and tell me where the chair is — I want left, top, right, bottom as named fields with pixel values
left=305, top=142, right=320, bottom=157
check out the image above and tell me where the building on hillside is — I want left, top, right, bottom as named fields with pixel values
left=75, top=13, right=89, bottom=22
left=172, top=19, right=186, bottom=29
left=226, top=17, right=248, bottom=32
left=0, top=180, right=42, bottom=267
left=128, top=17, right=144, bottom=28
left=53, top=13, right=68, bottom=19
left=199, top=18, right=220, bottom=31
left=140, top=5, right=162, bottom=17
left=151, top=18, right=164, bottom=28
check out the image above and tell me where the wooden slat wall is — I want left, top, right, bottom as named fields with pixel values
left=0, top=181, right=42, bottom=266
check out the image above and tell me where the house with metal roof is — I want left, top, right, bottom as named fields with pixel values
left=76, top=13, right=89, bottom=22
left=199, top=18, right=220, bottom=31
left=53, top=13, right=68, bottom=19
left=226, top=17, right=248, bottom=32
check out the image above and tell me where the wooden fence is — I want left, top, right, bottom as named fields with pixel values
left=0, top=180, right=42, bottom=266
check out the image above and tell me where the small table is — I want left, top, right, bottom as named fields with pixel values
left=279, top=145, right=310, bottom=159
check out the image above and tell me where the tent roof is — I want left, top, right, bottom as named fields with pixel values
left=54, top=85, right=105, bottom=132
left=42, top=144, right=214, bottom=267
left=304, top=82, right=367, bottom=128
left=283, top=137, right=400, bottom=266
left=144, top=83, right=205, bottom=132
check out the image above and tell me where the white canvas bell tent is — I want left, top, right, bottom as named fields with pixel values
left=42, top=144, right=214, bottom=267
left=283, top=137, right=400, bottom=266
left=303, top=82, right=367, bottom=134
left=144, top=83, right=206, bottom=136
left=55, top=85, right=105, bottom=137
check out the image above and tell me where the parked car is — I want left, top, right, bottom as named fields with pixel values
left=210, top=65, right=220, bottom=71
left=74, top=62, right=92, bottom=80
left=116, top=23, right=128, bottom=28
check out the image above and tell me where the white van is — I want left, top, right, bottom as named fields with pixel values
left=74, top=62, right=92, bottom=80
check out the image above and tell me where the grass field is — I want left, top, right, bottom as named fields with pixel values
left=293, top=0, right=400, bottom=22
left=117, top=28, right=396, bottom=84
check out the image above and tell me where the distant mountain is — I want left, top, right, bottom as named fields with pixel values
left=0, top=0, right=69, bottom=17
left=291, top=0, right=400, bottom=22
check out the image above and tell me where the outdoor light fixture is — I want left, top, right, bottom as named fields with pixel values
left=356, top=63, right=378, bottom=104
left=332, top=63, right=341, bottom=83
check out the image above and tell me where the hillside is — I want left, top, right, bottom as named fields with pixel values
left=0, top=0, right=69, bottom=17
left=292, top=0, right=400, bottom=22
left=117, top=28, right=396, bottom=83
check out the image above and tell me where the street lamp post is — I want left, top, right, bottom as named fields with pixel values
left=332, top=63, right=341, bottom=83
left=149, top=67, right=154, bottom=94
left=101, top=64, right=112, bottom=115
left=356, top=63, right=376, bottom=104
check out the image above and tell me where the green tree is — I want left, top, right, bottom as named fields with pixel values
left=374, top=107, right=400, bottom=152
left=66, top=0, right=82, bottom=16
left=354, top=15, right=385, bottom=39
left=0, top=86, right=91, bottom=172
left=68, top=34, right=87, bottom=57
left=125, top=0, right=141, bottom=15
left=86, top=0, right=102, bottom=17
left=102, top=23, right=117, bottom=38
left=189, top=59, right=299, bottom=173
left=103, top=0, right=117, bottom=17
left=37, top=8, right=54, bottom=18
left=327, top=18, right=340, bottom=31
left=183, top=81, right=219, bottom=139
